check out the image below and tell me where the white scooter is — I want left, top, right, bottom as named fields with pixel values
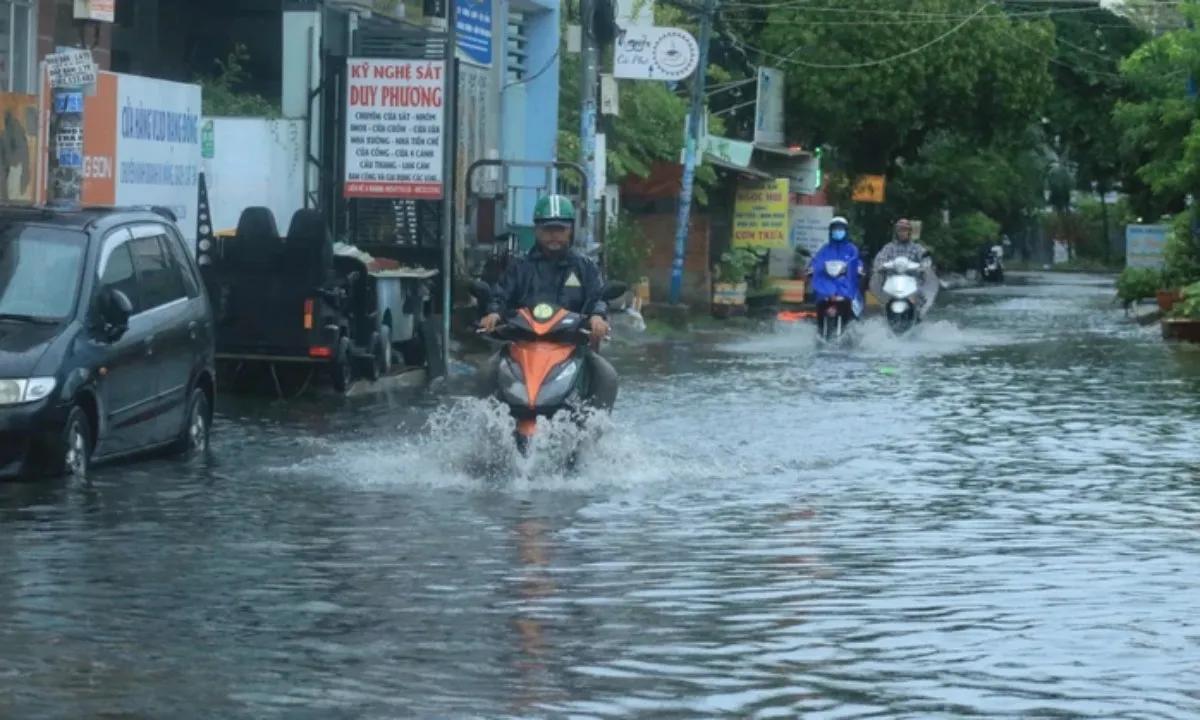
left=878, top=256, right=932, bottom=335
left=981, top=244, right=1004, bottom=283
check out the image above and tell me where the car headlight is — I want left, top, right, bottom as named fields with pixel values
left=0, top=377, right=57, bottom=406
left=536, top=359, right=580, bottom=405
left=497, top=357, right=527, bottom=405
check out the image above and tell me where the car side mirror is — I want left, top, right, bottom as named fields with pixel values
left=467, top=279, right=491, bottom=302
left=98, top=287, right=132, bottom=341
left=600, top=281, right=627, bottom=301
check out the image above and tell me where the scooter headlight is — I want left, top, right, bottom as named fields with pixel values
left=889, top=300, right=909, bottom=314
left=536, top=359, right=581, bottom=406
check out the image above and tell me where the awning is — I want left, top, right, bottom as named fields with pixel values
left=753, top=143, right=813, bottom=158
left=706, top=154, right=773, bottom=179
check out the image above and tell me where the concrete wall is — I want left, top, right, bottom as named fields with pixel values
left=638, top=211, right=712, bottom=308
left=502, top=0, right=559, bottom=226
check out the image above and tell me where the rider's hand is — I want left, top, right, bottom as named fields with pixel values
left=479, top=313, right=501, bottom=331
left=589, top=315, right=609, bottom=342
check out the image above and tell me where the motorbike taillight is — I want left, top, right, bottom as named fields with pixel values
left=825, top=306, right=838, bottom=316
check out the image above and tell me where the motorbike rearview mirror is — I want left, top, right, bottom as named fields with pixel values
left=600, top=281, right=628, bottom=301
left=467, top=279, right=491, bottom=301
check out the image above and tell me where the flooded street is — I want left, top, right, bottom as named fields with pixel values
left=4, top=272, right=1200, bottom=718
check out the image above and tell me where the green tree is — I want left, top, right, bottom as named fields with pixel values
left=197, top=44, right=278, bottom=117
left=556, top=5, right=728, bottom=198
left=1114, top=25, right=1195, bottom=207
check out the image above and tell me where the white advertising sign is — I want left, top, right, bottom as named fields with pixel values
left=754, top=67, right=784, bottom=145
left=343, top=58, right=446, bottom=199
left=114, top=74, right=203, bottom=240
left=47, top=49, right=97, bottom=88
left=74, top=0, right=115, bottom=23
left=790, top=203, right=832, bottom=255
left=614, top=27, right=699, bottom=81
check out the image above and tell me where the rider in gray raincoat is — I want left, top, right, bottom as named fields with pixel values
left=869, top=219, right=939, bottom=314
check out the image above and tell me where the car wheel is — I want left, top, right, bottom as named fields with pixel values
left=51, top=406, right=91, bottom=478
left=170, top=387, right=211, bottom=456
left=330, top=337, right=353, bottom=394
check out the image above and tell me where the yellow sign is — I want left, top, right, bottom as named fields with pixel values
left=852, top=175, right=885, bottom=203
left=732, top=178, right=789, bottom=248
left=532, top=303, right=554, bottom=320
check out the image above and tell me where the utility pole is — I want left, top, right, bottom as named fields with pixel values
left=579, top=0, right=599, bottom=251
left=669, top=0, right=715, bottom=304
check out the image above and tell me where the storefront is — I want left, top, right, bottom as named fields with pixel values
left=0, top=0, right=34, bottom=92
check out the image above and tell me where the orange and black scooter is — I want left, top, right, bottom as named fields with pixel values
left=470, top=279, right=626, bottom=452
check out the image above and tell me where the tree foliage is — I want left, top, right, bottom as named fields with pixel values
left=556, top=4, right=727, bottom=198
left=197, top=44, right=279, bottom=117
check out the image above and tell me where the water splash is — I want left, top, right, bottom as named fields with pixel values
left=721, top=315, right=1004, bottom=359
left=269, top=397, right=728, bottom=491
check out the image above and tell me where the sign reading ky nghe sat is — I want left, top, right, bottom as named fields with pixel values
left=343, top=59, right=446, bottom=199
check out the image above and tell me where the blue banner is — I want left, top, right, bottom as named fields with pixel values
left=456, top=0, right=492, bottom=67
left=58, top=147, right=82, bottom=168
left=54, top=92, right=83, bottom=113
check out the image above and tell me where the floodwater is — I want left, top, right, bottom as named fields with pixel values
left=3, top=272, right=1200, bottom=718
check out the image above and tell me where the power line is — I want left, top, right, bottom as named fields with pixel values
left=733, top=1, right=990, bottom=69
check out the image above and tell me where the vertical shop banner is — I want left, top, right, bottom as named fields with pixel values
left=343, top=58, right=446, bottom=199
left=456, top=0, right=492, bottom=66
left=732, top=178, right=790, bottom=248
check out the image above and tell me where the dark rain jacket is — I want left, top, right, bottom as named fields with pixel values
left=486, top=246, right=609, bottom=318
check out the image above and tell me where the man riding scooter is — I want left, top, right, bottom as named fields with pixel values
left=477, top=194, right=618, bottom=410
left=869, top=219, right=938, bottom=313
left=807, top=215, right=865, bottom=340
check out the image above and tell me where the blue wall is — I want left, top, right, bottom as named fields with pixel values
left=500, top=0, right=561, bottom=227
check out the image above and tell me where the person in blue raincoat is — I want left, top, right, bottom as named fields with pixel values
left=807, top=215, right=866, bottom=318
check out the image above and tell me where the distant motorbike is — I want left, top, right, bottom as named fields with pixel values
left=878, top=256, right=929, bottom=335
left=809, top=258, right=863, bottom=345
left=981, top=244, right=1004, bottom=284
left=469, top=279, right=625, bottom=454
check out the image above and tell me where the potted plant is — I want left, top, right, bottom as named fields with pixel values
left=1162, top=281, right=1200, bottom=342
left=712, top=248, right=757, bottom=309
left=1116, top=266, right=1160, bottom=310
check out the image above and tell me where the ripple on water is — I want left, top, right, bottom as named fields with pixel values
left=2, top=274, right=1200, bottom=718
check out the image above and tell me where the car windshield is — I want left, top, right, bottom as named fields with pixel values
left=0, top=224, right=88, bottom=321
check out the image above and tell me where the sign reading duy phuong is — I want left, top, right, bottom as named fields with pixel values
left=733, top=178, right=790, bottom=248
left=343, top=59, right=446, bottom=199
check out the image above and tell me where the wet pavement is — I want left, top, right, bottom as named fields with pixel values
left=3, top=272, right=1200, bottom=718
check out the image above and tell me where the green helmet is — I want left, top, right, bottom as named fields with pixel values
left=533, top=194, right=576, bottom=225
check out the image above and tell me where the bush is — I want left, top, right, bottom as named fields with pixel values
left=715, top=248, right=759, bottom=283
left=1116, top=266, right=1160, bottom=303
left=921, top=211, right=999, bottom=272
left=1169, top=281, right=1200, bottom=318
left=602, top=211, right=650, bottom=284
left=1162, top=210, right=1200, bottom=288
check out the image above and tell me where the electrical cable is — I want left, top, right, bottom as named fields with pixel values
left=503, top=49, right=560, bottom=89
left=733, top=1, right=989, bottom=69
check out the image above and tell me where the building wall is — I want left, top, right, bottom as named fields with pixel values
left=502, top=0, right=559, bottom=226
left=37, top=0, right=112, bottom=75
left=638, top=211, right=711, bottom=307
